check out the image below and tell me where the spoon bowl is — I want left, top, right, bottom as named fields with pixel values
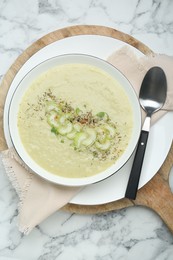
left=140, top=67, right=167, bottom=116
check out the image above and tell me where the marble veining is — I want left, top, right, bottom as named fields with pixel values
left=0, top=0, right=173, bottom=259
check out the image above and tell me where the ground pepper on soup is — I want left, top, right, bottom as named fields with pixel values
left=18, top=63, right=133, bottom=178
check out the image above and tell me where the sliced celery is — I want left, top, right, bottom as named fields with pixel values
left=82, top=128, right=96, bottom=146
left=66, top=129, right=77, bottom=140
left=104, top=124, right=116, bottom=139
left=59, top=114, right=70, bottom=124
left=73, top=123, right=82, bottom=132
left=47, top=111, right=59, bottom=128
left=95, top=139, right=111, bottom=150
left=74, top=132, right=87, bottom=148
left=58, top=122, right=73, bottom=135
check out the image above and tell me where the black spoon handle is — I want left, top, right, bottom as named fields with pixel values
left=125, top=130, right=149, bottom=200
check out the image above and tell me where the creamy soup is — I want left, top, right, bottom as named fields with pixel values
left=18, top=64, right=133, bottom=178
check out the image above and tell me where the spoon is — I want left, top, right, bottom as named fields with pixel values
left=125, top=66, right=167, bottom=200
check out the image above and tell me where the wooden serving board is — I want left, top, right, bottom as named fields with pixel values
left=0, top=25, right=173, bottom=232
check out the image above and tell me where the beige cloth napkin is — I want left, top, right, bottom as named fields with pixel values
left=1, top=46, right=173, bottom=235
left=108, top=46, right=173, bottom=123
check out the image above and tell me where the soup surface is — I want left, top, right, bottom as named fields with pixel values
left=18, top=63, right=133, bottom=178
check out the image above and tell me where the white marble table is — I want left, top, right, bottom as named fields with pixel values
left=0, top=1, right=173, bottom=259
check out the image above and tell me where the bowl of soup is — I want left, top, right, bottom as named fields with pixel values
left=8, top=54, right=141, bottom=186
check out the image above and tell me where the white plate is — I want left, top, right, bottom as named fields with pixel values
left=3, top=35, right=173, bottom=205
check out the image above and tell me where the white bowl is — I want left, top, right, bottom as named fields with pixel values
left=8, top=54, right=141, bottom=186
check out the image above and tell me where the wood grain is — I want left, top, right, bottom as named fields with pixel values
left=0, top=25, right=172, bottom=232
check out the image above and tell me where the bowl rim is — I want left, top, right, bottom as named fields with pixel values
left=8, top=53, right=142, bottom=186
